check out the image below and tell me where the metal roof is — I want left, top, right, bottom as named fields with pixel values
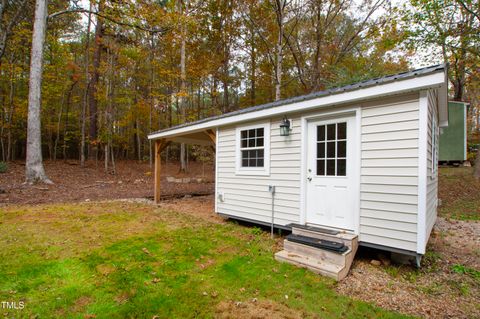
left=149, top=63, right=447, bottom=136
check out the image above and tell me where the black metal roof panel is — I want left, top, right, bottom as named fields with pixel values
left=149, top=64, right=446, bottom=136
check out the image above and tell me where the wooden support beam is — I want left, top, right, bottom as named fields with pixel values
left=205, top=129, right=216, bottom=145
left=154, top=139, right=170, bottom=204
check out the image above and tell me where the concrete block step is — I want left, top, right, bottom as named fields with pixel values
left=274, top=250, right=344, bottom=280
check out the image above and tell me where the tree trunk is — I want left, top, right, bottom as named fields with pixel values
left=136, top=118, right=141, bottom=162
left=250, top=28, right=256, bottom=106
left=62, top=80, right=75, bottom=160
left=105, top=48, right=116, bottom=173
left=274, top=0, right=285, bottom=101
left=25, top=0, right=51, bottom=184
left=178, top=0, right=188, bottom=173
left=53, top=91, right=66, bottom=161
left=88, top=0, right=104, bottom=162
left=80, top=0, right=92, bottom=167
left=180, top=143, right=186, bottom=173
left=110, top=143, right=116, bottom=174
left=453, top=77, right=465, bottom=101
left=313, top=3, right=324, bottom=91
left=148, top=33, right=154, bottom=168
left=212, top=78, right=218, bottom=113
left=6, top=57, right=15, bottom=161
left=222, top=68, right=229, bottom=112
left=104, top=143, right=108, bottom=173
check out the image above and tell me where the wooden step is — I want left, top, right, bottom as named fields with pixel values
left=283, top=240, right=349, bottom=267
left=275, top=250, right=344, bottom=280
left=277, top=225, right=359, bottom=280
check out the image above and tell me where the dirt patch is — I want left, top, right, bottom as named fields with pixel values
left=337, top=261, right=476, bottom=318
left=337, top=217, right=480, bottom=319
left=96, top=264, right=116, bottom=276
left=438, top=167, right=480, bottom=207
left=215, top=300, right=310, bottom=319
left=434, top=217, right=480, bottom=269
left=196, top=256, right=216, bottom=270
left=156, top=195, right=224, bottom=224
left=0, top=160, right=214, bottom=206
left=114, top=292, right=130, bottom=305
left=72, top=296, right=93, bottom=313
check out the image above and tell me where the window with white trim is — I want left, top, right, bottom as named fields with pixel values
left=241, top=128, right=265, bottom=167
left=236, top=123, right=270, bottom=175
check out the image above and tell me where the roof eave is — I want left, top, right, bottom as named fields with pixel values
left=148, top=68, right=447, bottom=140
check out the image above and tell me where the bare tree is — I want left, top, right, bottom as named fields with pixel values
left=25, top=0, right=51, bottom=184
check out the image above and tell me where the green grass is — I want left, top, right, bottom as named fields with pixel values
left=0, top=202, right=409, bottom=318
left=438, top=167, right=480, bottom=221
left=451, top=264, right=480, bottom=281
left=439, top=198, right=480, bottom=221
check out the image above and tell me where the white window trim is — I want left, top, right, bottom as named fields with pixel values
left=235, top=122, right=270, bottom=176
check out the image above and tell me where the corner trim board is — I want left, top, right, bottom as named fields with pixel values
left=215, top=127, right=219, bottom=213
left=417, top=91, right=428, bottom=254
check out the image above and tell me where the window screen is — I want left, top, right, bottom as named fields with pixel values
left=240, top=128, right=265, bottom=167
left=316, top=122, right=347, bottom=176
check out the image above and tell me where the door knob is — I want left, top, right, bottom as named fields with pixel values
left=307, top=177, right=312, bottom=182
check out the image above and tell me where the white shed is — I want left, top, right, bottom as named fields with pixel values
left=148, top=64, right=448, bottom=272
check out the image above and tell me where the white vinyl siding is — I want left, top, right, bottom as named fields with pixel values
left=216, top=93, right=423, bottom=253
left=217, top=117, right=302, bottom=226
left=358, top=95, right=420, bottom=252
left=425, top=89, right=439, bottom=245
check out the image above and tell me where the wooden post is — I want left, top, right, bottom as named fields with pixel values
left=154, top=140, right=161, bottom=203
left=154, top=139, right=170, bottom=204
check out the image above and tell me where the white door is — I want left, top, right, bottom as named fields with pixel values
left=306, top=116, right=356, bottom=230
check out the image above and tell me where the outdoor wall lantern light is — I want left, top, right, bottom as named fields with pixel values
left=279, top=116, right=291, bottom=136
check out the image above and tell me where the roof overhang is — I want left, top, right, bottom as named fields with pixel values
left=149, top=66, right=448, bottom=142
left=438, top=68, right=449, bottom=128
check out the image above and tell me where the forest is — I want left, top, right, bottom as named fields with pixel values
left=0, top=0, right=479, bottom=179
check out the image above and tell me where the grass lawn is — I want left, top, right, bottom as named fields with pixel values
left=438, top=167, right=480, bottom=221
left=0, top=202, right=408, bottom=318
